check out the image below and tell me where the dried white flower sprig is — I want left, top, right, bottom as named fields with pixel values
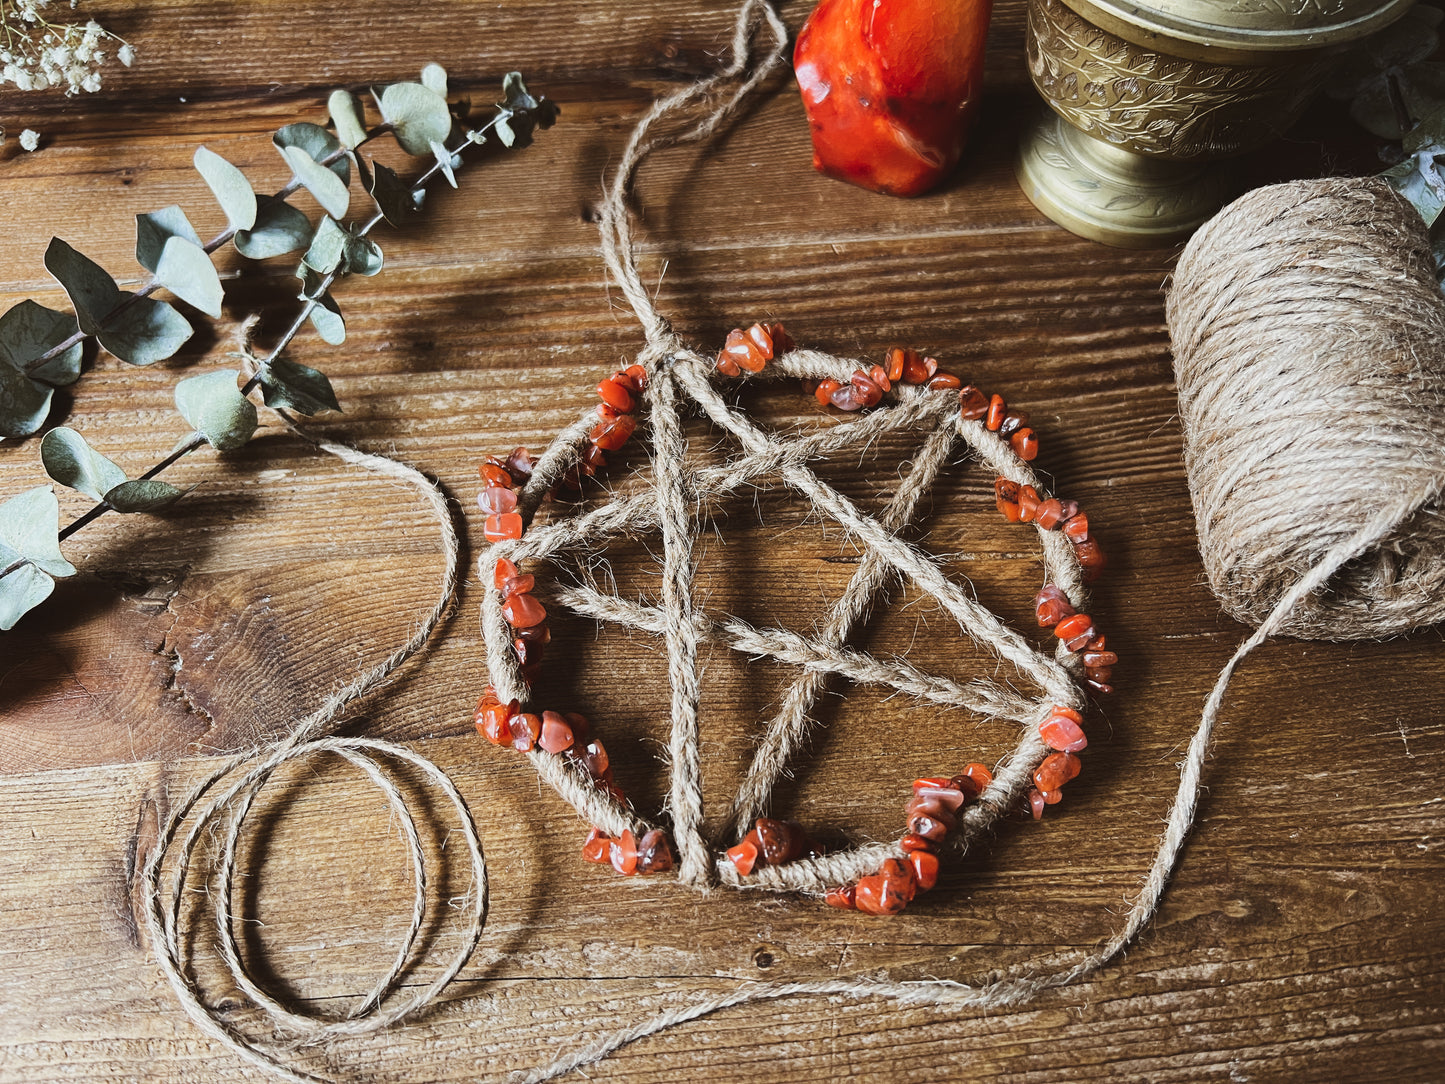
left=0, top=0, right=133, bottom=96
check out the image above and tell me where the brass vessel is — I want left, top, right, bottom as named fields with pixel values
left=1015, top=0, right=1416, bottom=246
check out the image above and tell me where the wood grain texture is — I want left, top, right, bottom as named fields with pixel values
left=0, top=1, right=1440, bottom=1082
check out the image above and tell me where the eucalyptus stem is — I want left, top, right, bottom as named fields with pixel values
left=33, top=130, right=477, bottom=554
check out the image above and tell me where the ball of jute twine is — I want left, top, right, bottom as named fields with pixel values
left=1168, top=177, right=1445, bottom=640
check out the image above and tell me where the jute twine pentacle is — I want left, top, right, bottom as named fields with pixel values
left=141, top=2, right=1274, bottom=1081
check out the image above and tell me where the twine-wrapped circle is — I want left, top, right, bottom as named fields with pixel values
left=1167, top=177, right=1445, bottom=639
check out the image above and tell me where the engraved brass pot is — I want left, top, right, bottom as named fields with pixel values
left=1015, top=0, right=1415, bottom=246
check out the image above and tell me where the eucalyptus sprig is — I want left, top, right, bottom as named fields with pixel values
left=0, top=66, right=557, bottom=629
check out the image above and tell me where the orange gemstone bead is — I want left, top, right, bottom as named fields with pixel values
left=1018, top=484, right=1041, bottom=523
left=476, top=698, right=514, bottom=746
left=995, top=477, right=1022, bottom=522
left=626, top=363, right=648, bottom=389
left=1083, top=649, right=1118, bottom=668
left=1040, top=714, right=1087, bottom=753
left=493, top=558, right=519, bottom=590
left=825, top=885, right=857, bottom=909
left=885, top=347, right=908, bottom=383
left=868, top=364, right=892, bottom=393
left=909, top=850, right=940, bottom=891
left=636, top=828, right=674, bottom=873
left=502, top=592, right=546, bottom=629
left=927, top=372, right=961, bottom=390
left=499, top=573, right=535, bottom=600
left=1062, top=513, right=1089, bottom=542
left=767, top=323, right=796, bottom=355
left=1028, top=789, right=1046, bottom=819
left=716, top=355, right=742, bottom=377
left=720, top=328, right=766, bottom=373
left=754, top=818, right=807, bottom=864
left=610, top=828, right=639, bottom=875
left=581, top=738, right=609, bottom=778
left=1034, top=751, right=1081, bottom=792
left=478, top=486, right=518, bottom=515
left=814, top=378, right=842, bottom=406
left=854, top=859, right=916, bottom=916
left=1034, top=585, right=1074, bottom=627
left=484, top=512, right=524, bottom=543
left=590, top=413, right=637, bottom=451
left=998, top=410, right=1028, bottom=437
left=849, top=370, right=884, bottom=407
left=508, top=711, right=542, bottom=752
left=911, top=783, right=966, bottom=813
left=985, top=394, right=1007, bottom=431
left=539, top=710, right=575, bottom=753
left=727, top=831, right=762, bottom=876
left=900, top=833, right=936, bottom=853
left=1035, top=499, right=1066, bottom=529
left=745, top=322, right=776, bottom=363
left=597, top=377, right=635, bottom=413
left=958, top=385, right=988, bottom=420
left=1054, top=613, right=1095, bottom=649
left=1009, top=428, right=1039, bottom=461
left=950, top=762, right=992, bottom=798
left=581, top=827, right=611, bottom=863
left=480, top=462, right=512, bottom=487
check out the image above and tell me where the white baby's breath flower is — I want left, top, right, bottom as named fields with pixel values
left=80, top=70, right=98, bottom=92
left=116, top=42, right=133, bottom=67
left=19, top=129, right=41, bottom=151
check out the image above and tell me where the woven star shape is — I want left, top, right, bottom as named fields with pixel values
left=479, top=341, right=1092, bottom=894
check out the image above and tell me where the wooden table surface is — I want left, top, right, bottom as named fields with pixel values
left=1, top=1, right=1442, bottom=1081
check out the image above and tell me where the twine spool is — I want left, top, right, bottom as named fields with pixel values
left=1167, top=177, right=1445, bottom=638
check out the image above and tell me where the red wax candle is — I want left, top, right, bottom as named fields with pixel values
left=793, top=0, right=994, bottom=197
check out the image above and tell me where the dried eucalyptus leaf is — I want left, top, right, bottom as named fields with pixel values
left=235, top=196, right=314, bottom=260
left=429, top=139, right=459, bottom=187
left=104, top=478, right=191, bottom=513
left=328, top=90, right=369, bottom=150
left=282, top=144, right=351, bottom=220
left=0, top=559, right=55, bottom=631
left=0, top=300, right=82, bottom=385
left=273, top=123, right=351, bottom=183
left=193, top=146, right=258, bottom=231
left=301, top=216, right=348, bottom=276
left=0, top=485, right=76, bottom=578
left=493, top=114, right=515, bottom=148
left=97, top=295, right=194, bottom=366
left=0, top=364, right=54, bottom=439
left=309, top=293, right=346, bottom=345
left=175, top=370, right=257, bottom=452
left=344, top=233, right=383, bottom=277
left=1382, top=152, right=1445, bottom=226
left=260, top=357, right=341, bottom=414
left=44, top=238, right=121, bottom=335
left=40, top=427, right=128, bottom=502
left=155, top=236, right=225, bottom=318
left=377, top=82, right=452, bottom=156
left=135, top=205, right=203, bottom=274
left=366, top=161, right=421, bottom=226
left=421, top=62, right=447, bottom=98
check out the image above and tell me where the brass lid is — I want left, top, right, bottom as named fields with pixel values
left=1063, top=0, right=1417, bottom=57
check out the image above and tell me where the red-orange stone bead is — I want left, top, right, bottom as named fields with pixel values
left=499, top=573, right=535, bottom=600
left=1083, top=649, right=1118, bottom=668
left=1035, top=499, right=1066, bottom=529
left=1034, top=752, right=1082, bottom=792
left=869, top=364, right=892, bottom=393
left=476, top=698, right=513, bottom=746
left=479, top=486, right=518, bottom=515
left=755, top=818, right=807, bottom=865
left=999, top=409, right=1029, bottom=437
left=814, top=378, right=842, bottom=406
left=745, top=323, right=776, bottom=364
left=720, top=328, right=766, bottom=373
left=1062, top=513, right=1089, bottom=542
left=1028, top=788, right=1046, bottom=819
left=1040, top=714, right=1087, bottom=753
left=626, top=363, right=648, bottom=389
left=481, top=462, right=513, bottom=487
left=484, top=512, right=524, bottom=543
left=927, top=372, right=962, bottom=390
left=958, top=385, right=988, bottom=420
left=590, top=413, right=637, bottom=451
left=825, top=885, right=857, bottom=909
left=995, top=477, right=1022, bottom=522
left=911, top=783, right=966, bottom=813
left=581, top=827, right=611, bottom=863
left=854, top=859, right=917, bottom=916
left=849, top=370, right=884, bottom=407
left=610, top=828, right=639, bottom=875
left=767, top=323, right=795, bottom=355
left=597, top=377, right=635, bottom=414
left=636, top=829, right=674, bottom=873
left=900, top=833, right=936, bottom=853
left=985, top=394, right=1007, bottom=431
left=1054, top=613, right=1095, bottom=646
left=885, top=347, right=908, bottom=383
left=1018, top=484, right=1041, bottom=523
left=502, top=592, right=546, bottom=629
left=909, top=849, right=940, bottom=892
left=539, top=710, right=575, bottom=753
left=901, top=350, right=932, bottom=385
left=950, top=762, right=992, bottom=798
left=493, top=558, right=519, bottom=590
left=1034, top=585, right=1074, bottom=627
left=508, top=712, right=542, bottom=752
left=505, top=448, right=536, bottom=485
left=1009, top=428, right=1039, bottom=461
left=581, top=738, right=609, bottom=778
left=716, top=355, right=742, bottom=377
left=727, top=831, right=762, bottom=876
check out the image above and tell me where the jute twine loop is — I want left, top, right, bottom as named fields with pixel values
left=1168, top=177, right=1445, bottom=640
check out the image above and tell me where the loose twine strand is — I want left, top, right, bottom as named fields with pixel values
left=141, top=6, right=1445, bottom=1083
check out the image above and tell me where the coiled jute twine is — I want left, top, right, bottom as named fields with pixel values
left=137, top=5, right=1445, bottom=1082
